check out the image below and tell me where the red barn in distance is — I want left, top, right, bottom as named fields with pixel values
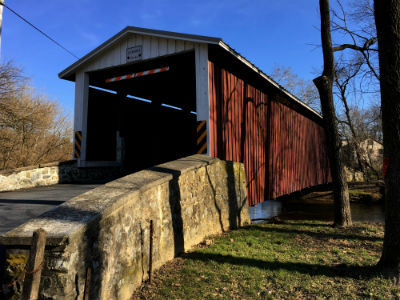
left=59, top=27, right=331, bottom=206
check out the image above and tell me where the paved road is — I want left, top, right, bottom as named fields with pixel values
left=0, top=184, right=101, bottom=234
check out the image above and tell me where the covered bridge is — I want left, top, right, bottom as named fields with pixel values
left=59, top=26, right=331, bottom=206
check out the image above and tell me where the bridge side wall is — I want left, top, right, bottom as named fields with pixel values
left=0, top=155, right=249, bottom=300
left=208, top=60, right=332, bottom=205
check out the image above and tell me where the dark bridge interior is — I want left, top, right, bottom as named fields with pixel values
left=86, top=51, right=198, bottom=172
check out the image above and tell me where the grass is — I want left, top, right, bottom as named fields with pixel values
left=132, top=220, right=400, bottom=300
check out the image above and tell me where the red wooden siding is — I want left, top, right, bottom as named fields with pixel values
left=209, top=61, right=331, bottom=206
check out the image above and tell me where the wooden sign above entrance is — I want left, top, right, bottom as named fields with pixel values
left=126, top=46, right=143, bottom=62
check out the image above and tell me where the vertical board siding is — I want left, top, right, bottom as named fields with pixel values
left=167, top=39, right=176, bottom=54
left=119, top=37, right=128, bottom=65
left=83, top=34, right=197, bottom=73
left=158, top=38, right=168, bottom=56
left=209, top=61, right=331, bottom=206
left=150, top=36, right=159, bottom=57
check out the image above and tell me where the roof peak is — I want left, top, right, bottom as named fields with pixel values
left=58, top=26, right=221, bottom=79
left=124, top=26, right=222, bottom=43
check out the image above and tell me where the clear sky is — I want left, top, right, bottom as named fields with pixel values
left=2, top=0, right=328, bottom=114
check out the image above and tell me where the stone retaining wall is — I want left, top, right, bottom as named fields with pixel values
left=0, top=155, right=249, bottom=300
left=0, top=161, right=121, bottom=192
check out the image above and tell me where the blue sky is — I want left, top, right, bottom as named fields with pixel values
left=2, top=1, right=328, bottom=114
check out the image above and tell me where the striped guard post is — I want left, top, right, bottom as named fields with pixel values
left=196, top=120, right=207, bottom=154
left=74, top=131, right=82, bottom=159
left=105, top=66, right=170, bottom=83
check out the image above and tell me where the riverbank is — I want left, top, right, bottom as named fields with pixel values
left=132, top=220, right=399, bottom=300
left=298, top=181, right=384, bottom=203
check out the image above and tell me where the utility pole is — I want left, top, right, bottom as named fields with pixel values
left=0, top=1, right=4, bottom=56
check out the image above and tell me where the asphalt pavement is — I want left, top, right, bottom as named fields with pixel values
left=0, top=184, right=101, bottom=234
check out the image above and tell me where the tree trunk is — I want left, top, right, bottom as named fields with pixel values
left=374, top=0, right=400, bottom=279
left=314, top=0, right=352, bottom=227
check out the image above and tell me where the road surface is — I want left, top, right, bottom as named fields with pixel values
left=0, top=184, right=101, bottom=234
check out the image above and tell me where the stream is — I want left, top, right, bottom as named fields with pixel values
left=249, top=198, right=385, bottom=223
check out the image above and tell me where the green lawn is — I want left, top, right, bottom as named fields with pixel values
left=132, top=220, right=400, bottom=300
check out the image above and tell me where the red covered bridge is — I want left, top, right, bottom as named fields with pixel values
left=59, top=26, right=331, bottom=206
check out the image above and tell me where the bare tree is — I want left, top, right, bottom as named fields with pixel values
left=314, top=0, right=352, bottom=227
left=325, top=0, right=385, bottom=184
left=0, top=61, right=23, bottom=98
left=330, top=0, right=383, bottom=181
left=364, top=103, right=382, bottom=143
left=271, top=65, right=321, bottom=112
left=0, top=62, right=72, bottom=170
left=374, top=0, right=400, bottom=280
left=338, top=105, right=382, bottom=180
left=331, top=0, right=379, bottom=84
left=333, top=58, right=371, bottom=179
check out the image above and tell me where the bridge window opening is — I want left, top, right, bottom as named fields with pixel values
left=161, top=103, right=183, bottom=111
left=89, top=85, right=117, bottom=94
left=86, top=51, right=198, bottom=173
left=126, top=94, right=152, bottom=103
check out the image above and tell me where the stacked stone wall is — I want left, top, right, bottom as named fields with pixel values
left=0, top=161, right=121, bottom=192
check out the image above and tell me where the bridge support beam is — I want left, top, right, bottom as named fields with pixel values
left=74, top=71, right=89, bottom=167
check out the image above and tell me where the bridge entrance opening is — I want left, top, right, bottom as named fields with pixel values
left=86, top=51, right=198, bottom=172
